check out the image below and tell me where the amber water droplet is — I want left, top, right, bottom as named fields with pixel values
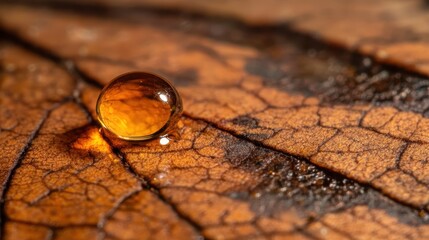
left=96, top=72, right=183, bottom=141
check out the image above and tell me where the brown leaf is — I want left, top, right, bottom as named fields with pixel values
left=1, top=44, right=197, bottom=239
left=1, top=2, right=429, bottom=240
left=106, top=0, right=429, bottom=76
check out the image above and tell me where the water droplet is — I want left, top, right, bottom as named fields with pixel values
left=153, top=172, right=171, bottom=186
left=159, top=136, right=170, bottom=145
left=96, top=72, right=183, bottom=141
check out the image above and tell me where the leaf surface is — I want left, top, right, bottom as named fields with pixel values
left=1, top=2, right=429, bottom=240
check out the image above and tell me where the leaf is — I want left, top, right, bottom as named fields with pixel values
left=1, top=2, right=429, bottom=240
left=0, top=44, right=197, bottom=239
left=118, top=0, right=429, bottom=76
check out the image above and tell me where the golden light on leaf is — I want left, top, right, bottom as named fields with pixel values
left=72, top=128, right=110, bottom=152
left=72, top=127, right=121, bottom=162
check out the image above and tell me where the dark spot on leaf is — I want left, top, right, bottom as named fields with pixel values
left=245, top=58, right=285, bottom=80
left=161, top=69, right=198, bottom=87
left=231, top=115, right=260, bottom=128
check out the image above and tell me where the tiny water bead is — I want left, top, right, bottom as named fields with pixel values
left=96, top=72, right=183, bottom=141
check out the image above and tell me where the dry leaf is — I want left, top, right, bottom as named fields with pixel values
left=1, top=2, right=429, bottom=239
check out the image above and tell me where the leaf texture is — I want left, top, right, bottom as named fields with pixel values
left=1, top=2, right=429, bottom=240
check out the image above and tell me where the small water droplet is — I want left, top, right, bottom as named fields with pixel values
left=153, top=172, right=171, bottom=186
left=155, top=172, right=166, bottom=180
left=159, top=136, right=170, bottom=145
left=96, top=72, right=183, bottom=141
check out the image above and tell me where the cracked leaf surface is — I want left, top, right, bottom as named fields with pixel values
left=1, top=2, right=429, bottom=240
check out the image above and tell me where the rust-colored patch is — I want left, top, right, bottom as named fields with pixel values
left=1, top=3, right=429, bottom=239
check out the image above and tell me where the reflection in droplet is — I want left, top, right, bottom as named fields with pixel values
left=159, top=136, right=170, bottom=145
left=159, top=93, right=168, bottom=102
left=96, top=72, right=183, bottom=141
